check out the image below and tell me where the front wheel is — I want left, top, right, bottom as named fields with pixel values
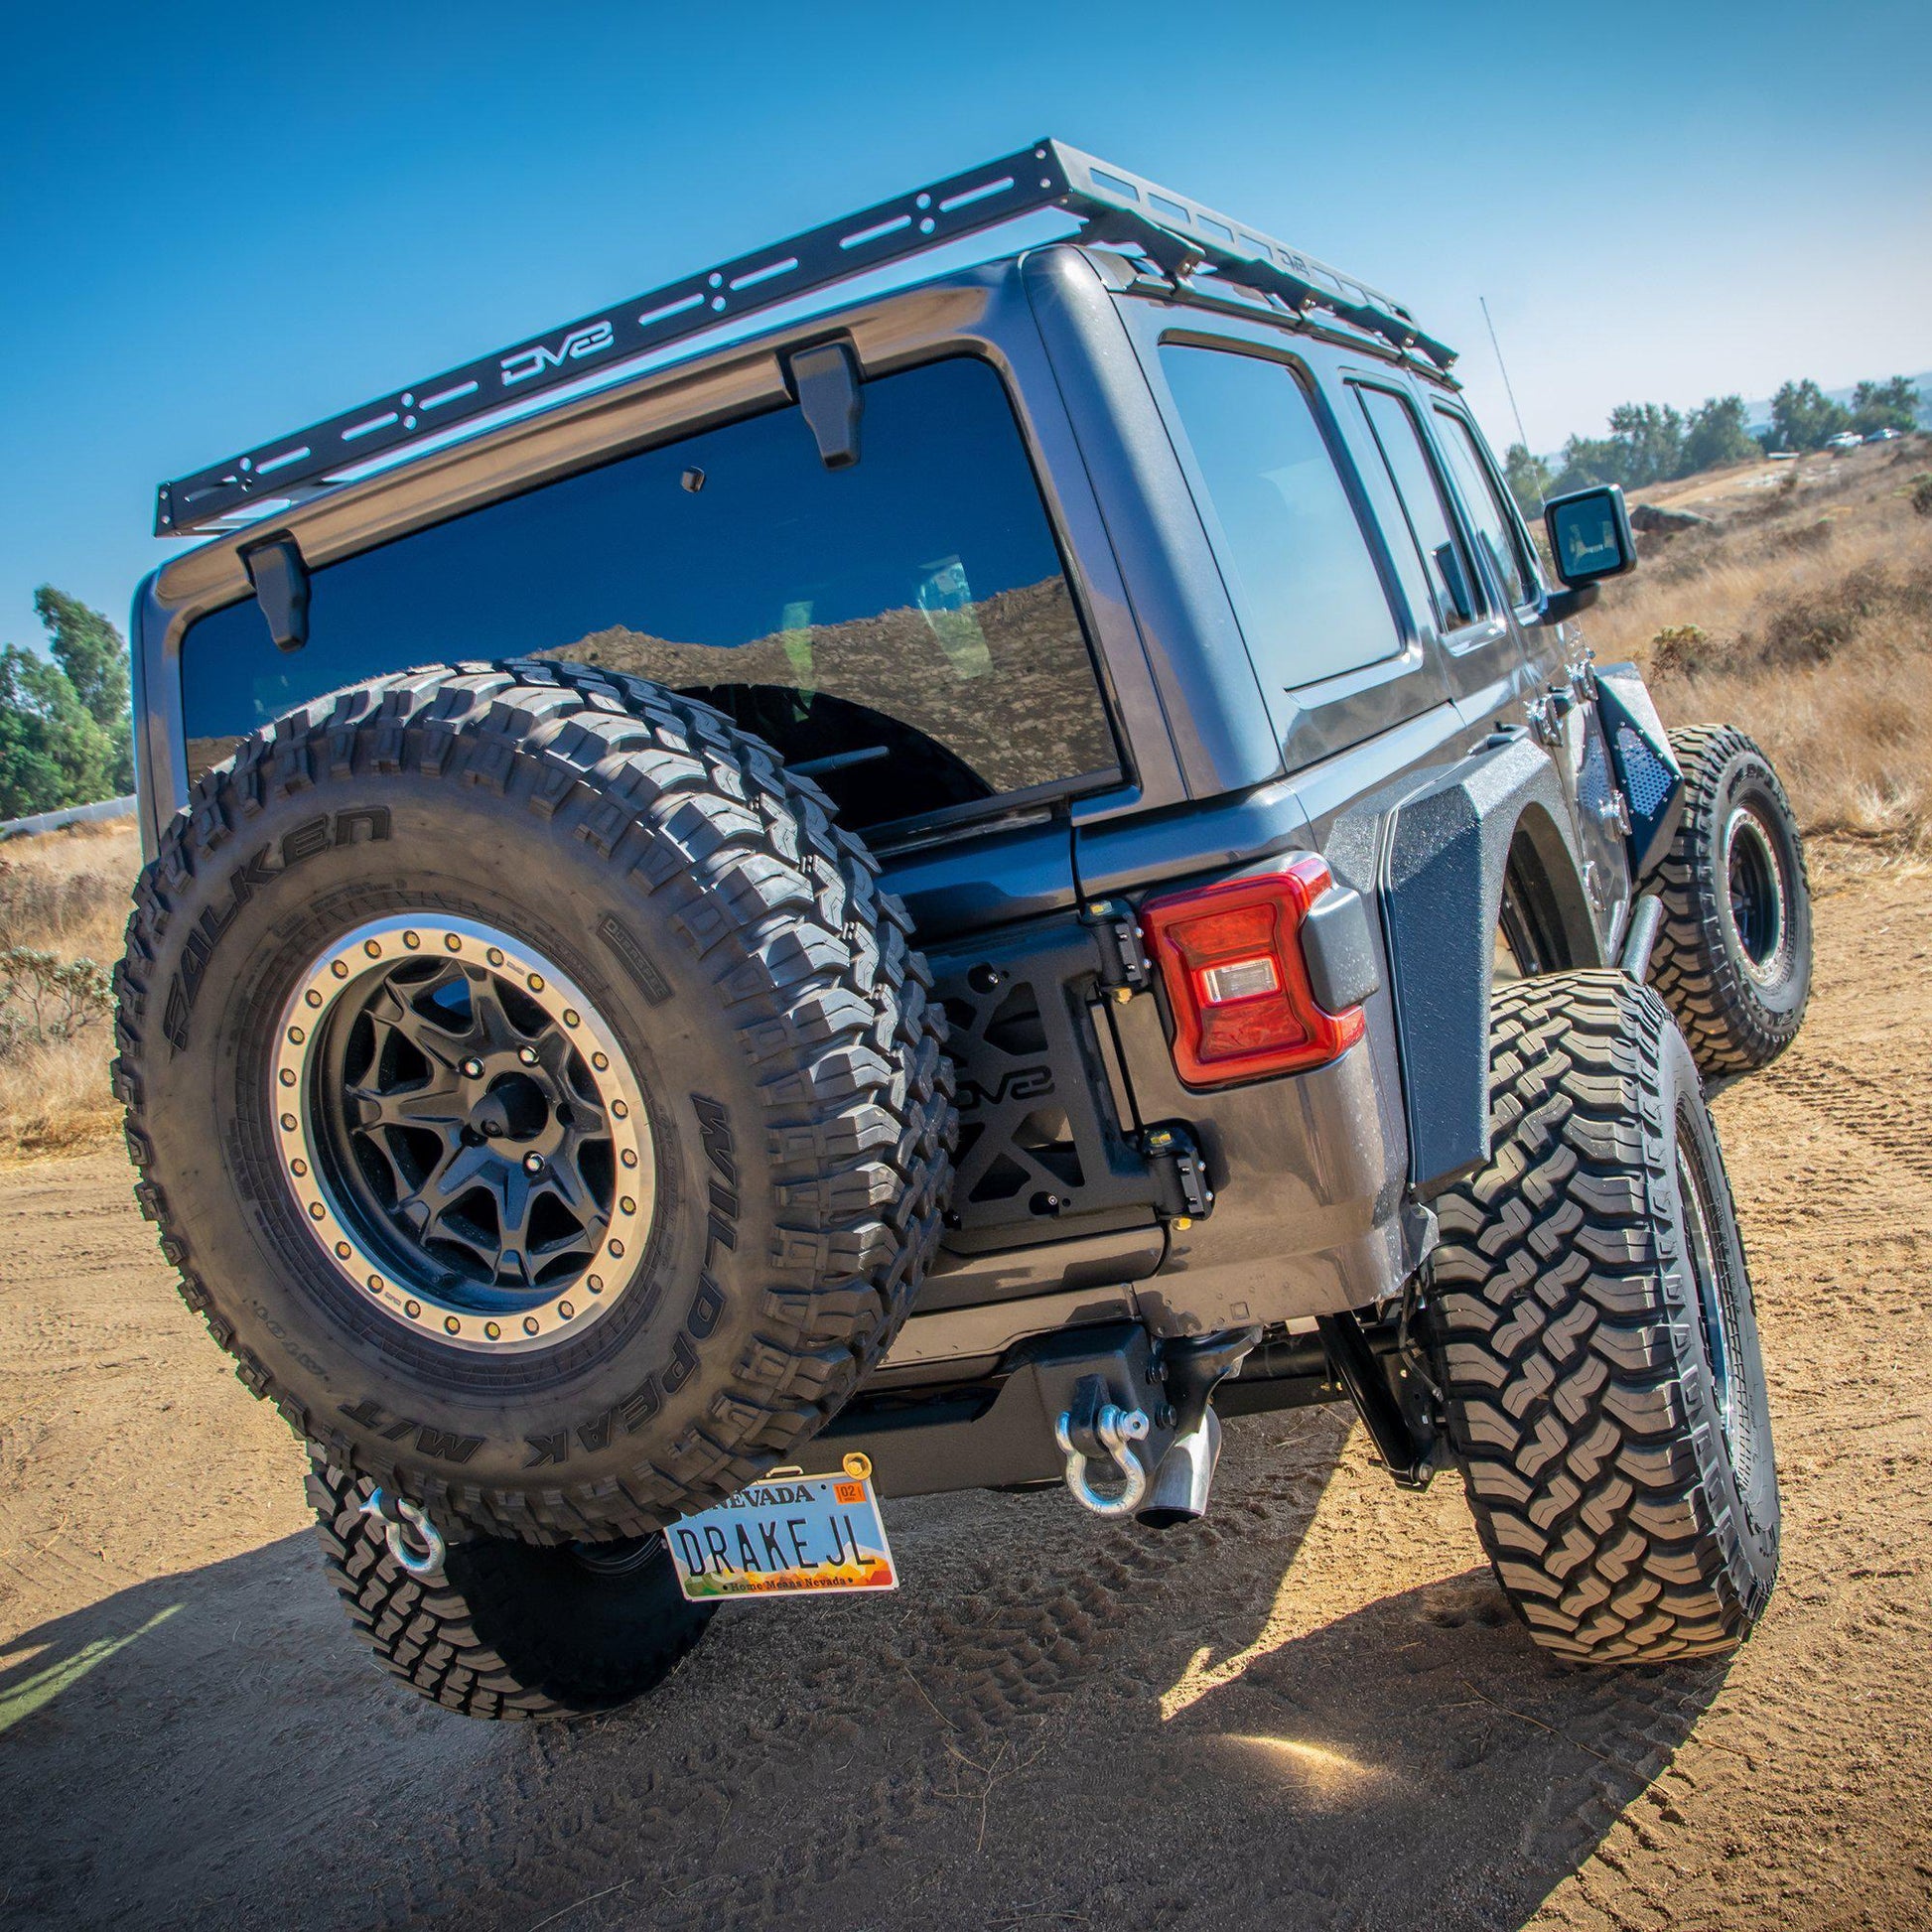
left=1648, top=725, right=1811, bottom=1076
left=1427, top=972, right=1779, bottom=1663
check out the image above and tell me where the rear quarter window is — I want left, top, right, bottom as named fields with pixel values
left=1158, top=343, right=1402, bottom=720
left=179, top=356, right=1118, bottom=839
left=1352, top=382, right=1483, bottom=633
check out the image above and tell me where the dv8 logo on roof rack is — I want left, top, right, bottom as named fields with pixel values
left=501, top=321, right=617, bottom=386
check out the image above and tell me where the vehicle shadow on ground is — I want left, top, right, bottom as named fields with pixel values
left=0, top=1416, right=1731, bottom=1932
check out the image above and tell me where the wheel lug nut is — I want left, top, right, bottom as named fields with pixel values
left=518, top=1046, right=538, bottom=1065
left=462, top=1057, right=483, bottom=1078
left=523, top=1153, right=545, bottom=1174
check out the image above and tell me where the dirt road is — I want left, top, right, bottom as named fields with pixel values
left=3, top=852, right=1930, bottom=1932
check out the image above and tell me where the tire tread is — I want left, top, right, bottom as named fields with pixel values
left=1647, top=724, right=1809, bottom=1075
left=1428, top=970, right=1774, bottom=1663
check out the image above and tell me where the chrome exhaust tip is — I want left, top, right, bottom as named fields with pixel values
left=1137, top=1406, right=1222, bottom=1529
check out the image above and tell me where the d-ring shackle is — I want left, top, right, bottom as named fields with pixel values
left=358, top=1488, right=449, bottom=1580
left=1054, top=1403, right=1152, bottom=1517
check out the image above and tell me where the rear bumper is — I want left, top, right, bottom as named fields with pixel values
left=828, top=1313, right=1407, bottom=1502
left=886, top=1040, right=1419, bottom=1391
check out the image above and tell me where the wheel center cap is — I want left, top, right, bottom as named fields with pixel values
left=473, top=1070, right=550, bottom=1143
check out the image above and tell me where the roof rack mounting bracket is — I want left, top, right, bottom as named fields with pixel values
left=242, top=534, right=311, bottom=652
left=785, top=340, right=864, bottom=470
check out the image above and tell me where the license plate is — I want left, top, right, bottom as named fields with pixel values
left=663, top=1454, right=897, bottom=1601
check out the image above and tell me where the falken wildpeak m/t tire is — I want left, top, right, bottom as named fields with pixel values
left=114, top=661, right=953, bottom=1545
left=309, top=1453, right=711, bottom=1720
left=1426, top=972, right=1780, bottom=1663
left=1648, top=725, right=1811, bottom=1076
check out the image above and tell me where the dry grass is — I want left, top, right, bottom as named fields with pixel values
left=1587, top=438, right=1932, bottom=854
left=0, top=820, right=137, bottom=1163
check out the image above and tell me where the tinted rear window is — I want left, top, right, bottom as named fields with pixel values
left=1432, top=407, right=1538, bottom=608
left=180, top=356, right=1117, bottom=837
left=1353, top=383, right=1483, bottom=632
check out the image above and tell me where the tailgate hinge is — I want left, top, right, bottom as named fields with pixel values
left=1140, top=1120, right=1212, bottom=1228
left=1082, top=897, right=1153, bottom=1005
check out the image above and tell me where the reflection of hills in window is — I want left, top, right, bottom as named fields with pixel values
left=536, top=577, right=1113, bottom=800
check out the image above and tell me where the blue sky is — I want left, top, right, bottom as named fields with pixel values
left=2, top=0, right=1927, bottom=653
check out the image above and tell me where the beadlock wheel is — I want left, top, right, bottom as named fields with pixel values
left=1723, top=804, right=1787, bottom=988
left=1647, top=724, right=1812, bottom=1077
left=273, top=914, right=655, bottom=1354
left=116, top=662, right=953, bottom=1546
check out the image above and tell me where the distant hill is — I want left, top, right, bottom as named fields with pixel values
left=1745, top=370, right=1932, bottom=432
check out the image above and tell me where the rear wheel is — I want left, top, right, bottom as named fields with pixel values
left=310, top=1453, right=710, bottom=1720
left=1427, top=971, right=1779, bottom=1662
left=1648, top=725, right=1811, bottom=1075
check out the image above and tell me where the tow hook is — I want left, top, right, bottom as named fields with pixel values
left=1051, top=1326, right=1263, bottom=1526
left=359, top=1487, right=448, bottom=1580
left=1054, top=1374, right=1152, bottom=1517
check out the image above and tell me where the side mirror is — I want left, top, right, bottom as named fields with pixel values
left=1537, top=484, right=1637, bottom=623
left=1544, top=484, right=1637, bottom=588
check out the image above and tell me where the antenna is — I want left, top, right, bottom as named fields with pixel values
left=1480, top=296, right=1532, bottom=454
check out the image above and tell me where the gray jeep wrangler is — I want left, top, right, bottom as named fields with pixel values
left=118, top=142, right=1810, bottom=1719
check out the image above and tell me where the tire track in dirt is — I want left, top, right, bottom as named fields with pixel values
left=368, top=1500, right=1243, bottom=1929
left=1760, top=1050, right=1932, bottom=1190
left=327, top=1439, right=1739, bottom=1932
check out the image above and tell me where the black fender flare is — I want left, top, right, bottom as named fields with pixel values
left=1378, top=735, right=1601, bottom=1194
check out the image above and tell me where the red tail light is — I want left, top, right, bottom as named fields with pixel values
left=1140, top=856, right=1366, bottom=1087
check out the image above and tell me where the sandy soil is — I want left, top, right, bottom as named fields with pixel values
left=2, top=852, right=1929, bottom=1932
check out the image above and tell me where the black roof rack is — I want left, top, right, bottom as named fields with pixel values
left=156, top=139, right=1454, bottom=536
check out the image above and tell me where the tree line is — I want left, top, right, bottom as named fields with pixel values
left=0, top=590, right=135, bottom=820
left=1504, top=375, right=1922, bottom=517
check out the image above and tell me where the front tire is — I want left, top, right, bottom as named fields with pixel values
left=1648, top=725, right=1811, bottom=1076
left=1427, top=972, right=1779, bottom=1662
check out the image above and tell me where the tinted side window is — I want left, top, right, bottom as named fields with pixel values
left=179, top=357, right=1116, bottom=838
left=1434, top=409, right=1536, bottom=607
left=1354, top=384, right=1484, bottom=630
left=1159, top=344, right=1400, bottom=703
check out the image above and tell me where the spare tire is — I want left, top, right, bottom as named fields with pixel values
left=116, top=662, right=953, bottom=1544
